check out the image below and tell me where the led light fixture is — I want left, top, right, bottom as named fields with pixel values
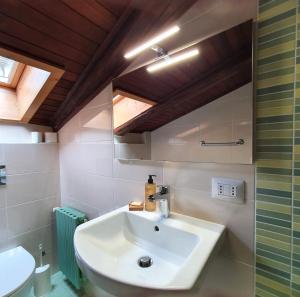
left=147, top=48, right=199, bottom=72
left=124, top=26, right=180, bottom=59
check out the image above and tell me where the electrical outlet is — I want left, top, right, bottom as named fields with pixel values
left=212, top=177, right=244, bottom=203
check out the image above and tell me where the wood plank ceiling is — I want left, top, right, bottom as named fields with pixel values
left=113, top=20, right=253, bottom=135
left=0, top=0, right=196, bottom=128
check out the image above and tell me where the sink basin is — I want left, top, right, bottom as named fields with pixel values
left=74, top=206, right=225, bottom=291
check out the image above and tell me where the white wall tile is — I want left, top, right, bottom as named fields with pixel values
left=84, top=84, right=112, bottom=110
left=0, top=123, right=52, bottom=143
left=151, top=83, right=253, bottom=164
left=5, top=224, right=54, bottom=257
left=0, top=187, right=6, bottom=208
left=6, top=172, right=59, bottom=207
left=82, top=174, right=114, bottom=211
left=113, top=178, right=146, bottom=208
left=79, top=143, right=113, bottom=177
left=163, top=162, right=255, bottom=199
left=79, top=103, right=113, bottom=143
left=0, top=144, right=4, bottom=163
left=58, top=114, right=80, bottom=144
left=4, top=144, right=58, bottom=174
left=0, top=208, right=7, bottom=243
left=0, top=126, right=59, bottom=271
left=172, top=187, right=254, bottom=265
left=61, top=198, right=99, bottom=220
left=113, top=159, right=163, bottom=183
left=6, top=197, right=57, bottom=236
left=198, top=255, right=254, bottom=297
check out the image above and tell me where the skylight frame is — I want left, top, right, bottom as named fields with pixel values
left=0, top=55, right=25, bottom=89
left=112, top=89, right=156, bottom=129
left=0, top=47, right=65, bottom=123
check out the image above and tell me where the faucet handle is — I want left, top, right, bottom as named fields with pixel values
left=157, top=185, right=169, bottom=195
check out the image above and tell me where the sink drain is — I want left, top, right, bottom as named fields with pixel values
left=137, top=256, right=153, bottom=268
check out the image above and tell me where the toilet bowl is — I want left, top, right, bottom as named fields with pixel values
left=0, top=246, right=35, bottom=297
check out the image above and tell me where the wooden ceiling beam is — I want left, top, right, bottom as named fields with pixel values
left=52, top=0, right=197, bottom=130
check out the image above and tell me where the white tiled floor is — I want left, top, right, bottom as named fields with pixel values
left=30, top=271, right=86, bottom=297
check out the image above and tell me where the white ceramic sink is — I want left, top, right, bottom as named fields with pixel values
left=74, top=206, right=225, bottom=291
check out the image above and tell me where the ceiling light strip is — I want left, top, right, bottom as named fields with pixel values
left=147, top=48, right=199, bottom=72
left=124, top=26, right=180, bottom=59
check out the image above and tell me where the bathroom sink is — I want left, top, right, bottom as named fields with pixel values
left=74, top=206, right=225, bottom=291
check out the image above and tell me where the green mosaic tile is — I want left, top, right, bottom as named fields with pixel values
left=259, top=0, right=290, bottom=13
left=258, top=26, right=296, bottom=44
left=257, top=124, right=293, bottom=133
left=257, top=138, right=293, bottom=145
left=257, top=222, right=292, bottom=236
left=257, top=84, right=294, bottom=95
left=256, top=115, right=293, bottom=123
left=257, top=242, right=291, bottom=258
left=258, top=58, right=295, bottom=74
left=257, top=90, right=294, bottom=102
left=256, top=1, right=297, bottom=295
left=257, top=215, right=291, bottom=228
left=257, top=188, right=292, bottom=198
left=256, top=152, right=293, bottom=160
left=257, top=193, right=292, bottom=205
left=257, top=146, right=293, bottom=153
left=257, top=248, right=291, bottom=264
left=257, top=262, right=291, bottom=279
left=258, top=51, right=295, bottom=66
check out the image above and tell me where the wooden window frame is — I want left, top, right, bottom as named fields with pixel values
left=0, top=47, right=65, bottom=123
left=0, top=62, right=25, bottom=89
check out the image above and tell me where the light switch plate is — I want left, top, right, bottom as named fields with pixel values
left=212, top=177, right=244, bottom=203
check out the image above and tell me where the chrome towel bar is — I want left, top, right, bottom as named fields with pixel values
left=200, top=139, right=244, bottom=146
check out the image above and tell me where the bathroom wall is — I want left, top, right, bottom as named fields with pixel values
left=151, top=83, right=253, bottom=164
left=255, top=1, right=300, bottom=296
left=0, top=123, right=59, bottom=270
left=59, top=84, right=255, bottom=296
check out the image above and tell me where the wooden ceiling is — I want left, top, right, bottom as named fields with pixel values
left=0, top=0, right=196, bottom=128
left=113, top=20, right=253, bottom=135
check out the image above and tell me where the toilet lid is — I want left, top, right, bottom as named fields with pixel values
left=0, top=246, right=35, bottom=297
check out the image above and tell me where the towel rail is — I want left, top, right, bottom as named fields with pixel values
left=200, top=139, right=244, bottom=146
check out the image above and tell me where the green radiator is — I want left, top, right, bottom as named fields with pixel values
left=55, top=207, right=87, bottom=289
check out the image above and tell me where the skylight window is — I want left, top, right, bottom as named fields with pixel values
left=0, top=56, right=18, bottom=85
left=112, top=90, right=156, bottom=129
left=0, top=48, right=64, bottom=123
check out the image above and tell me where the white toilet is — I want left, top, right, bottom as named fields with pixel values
left=0, top=246, right=35, bottom=297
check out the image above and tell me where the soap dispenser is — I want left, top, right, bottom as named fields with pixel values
left=145, top=175, right=157, bottom=211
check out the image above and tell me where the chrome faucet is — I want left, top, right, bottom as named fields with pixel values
left=148, top=185, right=170, bottom=218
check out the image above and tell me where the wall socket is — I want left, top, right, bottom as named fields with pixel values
left=212, top=177, right=244, bottom=203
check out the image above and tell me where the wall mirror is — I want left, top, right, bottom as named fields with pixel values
left=112, top=16, right=253, bottom=164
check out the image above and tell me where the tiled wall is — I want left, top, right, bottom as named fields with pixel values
left=59, top=84, right=255, bottom=296
left=0, top=123, right=59, bottom=270
left=0, top=122, right=52, bottom=143
left=256, top=0, right=300, bottom=296
left=151, top=83, right=253, bottom=164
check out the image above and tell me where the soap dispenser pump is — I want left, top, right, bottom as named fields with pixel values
left=145, top=175, right=157, bottom=211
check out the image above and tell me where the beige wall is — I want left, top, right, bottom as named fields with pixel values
left=0, top=144, right=59, bottom=269
left=59, top=84, right=255, bottom=296
left=151, top=83, right=253, bottom=164
left=0, top=123, right=59, bottom=270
